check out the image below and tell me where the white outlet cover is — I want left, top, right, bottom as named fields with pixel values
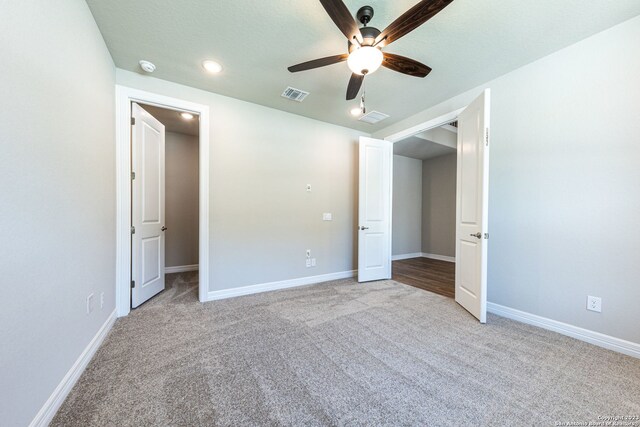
left=86, top=293, right=94, bottom=314
left=587, top=295, right=602, bottom=313
left=306, top=184, right=311, bottom=192
left=323, top=213, right=332, bottom=221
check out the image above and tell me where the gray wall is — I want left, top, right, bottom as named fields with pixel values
left=375, top=16, right=640, bottom=344
left=165, top=132, right=199, bottom=267
left=0, top=1, right=116, bottom=425
left=116, top=69, right=368, bottom=292
left=392, top=155, right=422, bottom=256
left=422, top=154, right=457, bottom=257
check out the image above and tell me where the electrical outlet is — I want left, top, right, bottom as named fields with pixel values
left=586, top=295, right=602, bottom=313
left=323, top=213, right=332, bottom=221
left=306, top=249, right=311, bottom=258
left=100, top=292, right=104, bottom=310
left=86, top=293, right=94, bottom=314
left=306, top=184, right=312, bottom=192
left=311, top=258, right=316, bottom=267
left=306, top=259, right=312, bottom=268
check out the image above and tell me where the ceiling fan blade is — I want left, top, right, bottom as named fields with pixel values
left=288, top=54, right=349, bottom=73
left=374, top=0, right=454, bottom=48
left=346, top=73, right=364, bottom=100
left=382, top=53, right=432, bottom=77
left=319, top=0, right=363, bottom=44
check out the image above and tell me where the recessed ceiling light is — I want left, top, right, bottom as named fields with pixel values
left=350, top=107, right=363, bottom=117
left=202, top=60, right=223, bottom=74
left=180, top=112, right=194, bottom=120
left=139, top=60, right=156, bottom=73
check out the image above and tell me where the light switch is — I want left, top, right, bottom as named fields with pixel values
left=323, top=213, right=332, bottom=221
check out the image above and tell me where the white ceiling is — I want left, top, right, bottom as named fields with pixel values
left=86, top=0, right=640, bottom=132
left=394, top=125, right=456, bottom=160
left=139, top=103, right=199, bottom=136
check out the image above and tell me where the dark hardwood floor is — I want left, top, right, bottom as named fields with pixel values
left=392, top=257, right=455, bottom=298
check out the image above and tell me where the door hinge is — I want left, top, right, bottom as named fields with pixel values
left=485, top=128, right=489, bottom=146
left=484, top=233, right=489, bottom=239
left=131, top=280, right=135, bottom=289
left=131, top=171, right=136, bottom=180
left=131, top=117, right=136, bottom=126
left=131, top=226, right=135, bottom=235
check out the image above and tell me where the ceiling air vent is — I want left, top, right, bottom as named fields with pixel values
left=281, top=86, right=309, bottom=102
left=358, top=111, right=390, bottom=124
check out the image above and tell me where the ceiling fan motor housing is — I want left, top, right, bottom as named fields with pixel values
left=348, top=26, right=381, bottom=52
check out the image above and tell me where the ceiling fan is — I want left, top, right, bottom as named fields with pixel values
left=288, top=0, right=454, bottom=100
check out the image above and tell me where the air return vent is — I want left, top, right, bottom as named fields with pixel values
left=281, top=87, right=309, bottom=102
left=358, top=111, right=389, bottom=124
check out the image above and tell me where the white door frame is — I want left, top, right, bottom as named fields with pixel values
left=115, top=85, right=210, bottom=317
left=383, top=107, right=465, bottom=267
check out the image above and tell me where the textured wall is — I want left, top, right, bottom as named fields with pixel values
left=421, top=154, right=457, bottom=257
left=165, top=132, right=199, bottom=267
left=0, top=1, right=116, bottom=425
left=392, top=155, right=422, bottom=256
left=375, top=16, right=640, bottom=344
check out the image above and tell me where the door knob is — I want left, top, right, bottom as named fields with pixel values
left=161, top=226, right=167, bottom=231
left=470, top=232, right=481, bottom=239
left=359, top=226, right=370, bottom=230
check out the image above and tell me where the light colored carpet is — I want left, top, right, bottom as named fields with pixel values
left=51, top=273, right=640, bottom=426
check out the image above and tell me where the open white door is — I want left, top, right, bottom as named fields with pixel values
left=455, top=89, right=490, bottom=323
left=131, top=103, right=166, bottom=308
left=358, top=136, right=392, bottom=282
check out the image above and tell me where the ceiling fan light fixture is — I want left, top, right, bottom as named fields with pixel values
left=350, top=107, right=363, bottom=117
left=347, top=46, right=383, bottom=76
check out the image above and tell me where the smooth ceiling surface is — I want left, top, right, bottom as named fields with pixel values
left=139, top=103, right=199, bottom=136
left=86, top=0, right=640, bottom=132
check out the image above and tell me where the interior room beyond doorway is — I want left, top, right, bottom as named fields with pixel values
left=391, top=122, right=458, bottom=298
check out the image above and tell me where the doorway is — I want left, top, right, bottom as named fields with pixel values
left=130, top=103, right=200, bottom=308
left=358, top=89, right=490, bottom=322
left=115, top=86, right=210, bottom=317
left=391, top=121, right=458, bottom=298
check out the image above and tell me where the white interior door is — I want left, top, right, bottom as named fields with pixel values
left=358, top=136, right=392, bottom=282
left=131, top=103, right=166, bottom=308
left=455, top=89, right=490, bottom=322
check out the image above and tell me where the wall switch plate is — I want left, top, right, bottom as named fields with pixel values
left=86, top=293, right=94, bottom=314
left=306, top=249, right=311, bottom=258
left=306, top=259, right=312, bottom=268
left=322, top=213, right=332, bottom=221
left=100, top=292, right=104, bottom=310
left=587, top=295, right=602, bottom=312
left=311, top=258, right=316, bottom=267
left=306, top=184, right=311, bottom=192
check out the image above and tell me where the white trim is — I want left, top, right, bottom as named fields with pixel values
left=384, top=107, right=465, bottom=143
left=391, top=252, right=423, bottom=261
left=487, top=302, right=640, bottom=359
left=421, top=252, right=456, bottom=263
left=29, top=310, right=116, bottom=427
left=115, top=85, right=210, bottom=316
left=165, top=264, right=199, bottom=274
left=206, top=270, right=357, bottom=301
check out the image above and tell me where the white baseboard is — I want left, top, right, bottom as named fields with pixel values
left=421, top=253, right=456, bottom=263
left=206, top=270, right=357, bottom=301
left=391, top=252, right=423, bottom=261
left=165, top=264, right=199, bottom=274
left=29, top=309, right=117, bottom=427
left=487, top=302, right=640, bottom=359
